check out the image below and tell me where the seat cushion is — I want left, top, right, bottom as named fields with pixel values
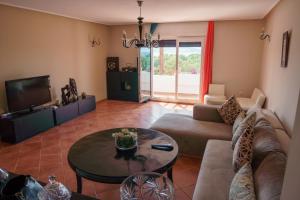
left=193, top=140, right=234, bottom=200
left=150, top=113, right=232, bottom=156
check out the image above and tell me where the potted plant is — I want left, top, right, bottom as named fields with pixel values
left=112, top=129, right=138, bottom=150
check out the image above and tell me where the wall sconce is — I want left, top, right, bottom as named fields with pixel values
left=260, top=28, right=270, bottom=41
left=89, top=36, right=101, bottom=47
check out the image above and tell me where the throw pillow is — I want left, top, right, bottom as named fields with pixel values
left=217, top=96, right=243, bottom=125
left=229, top=163, right=256, bottom=200
left=233, top=120, right=256, bottom=172
left=232, top=110, right=247, bottom=134
left=232, top=112, right=256, bottom=149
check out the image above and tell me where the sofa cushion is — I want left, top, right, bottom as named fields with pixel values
left=254, top=152, right=286, bottom=200
left=237, top=97, right=257, bottom=110
left=217, top=96, right=243, bottom=125
left=252, top=119, right=283, bottom=171
left=274, top=129, right=290, bottom=154
left=247, top=108, right=285, bottom=131
left=232, top=110, right=246, bottom=134
left=233, top=118, right=256, bottom=172
left=193, top=104, right=224, bottom=123
left=204, top=95, right=226, bottom=105
left=229, top=163, right=256, bottom=200
left=150, top=113, right=232, bottom=156
left=232, top=112, right=256, bottom=149
left=192, top=140, right=234, bottom=200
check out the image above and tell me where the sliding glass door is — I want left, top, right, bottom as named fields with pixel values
left=153, top=40, right=177, bottom=100
left=139, top=47, right=151, bottom=102
left=152, top=38, right=203, bottom=103
left=177, top=40, right=202, bottom=101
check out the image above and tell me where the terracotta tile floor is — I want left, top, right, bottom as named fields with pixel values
left=0, top=100, right=200, bottom=199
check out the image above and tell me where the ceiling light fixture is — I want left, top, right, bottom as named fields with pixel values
left=122, top=1, right=160, bottom=48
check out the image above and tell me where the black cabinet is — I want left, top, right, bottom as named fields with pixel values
left=107, top=72, right=139, bottom=102
left=53, top=95, right=96, bottom=125
left=53, top=101, right=79, bottom=125
left=78, top=95, right=96, bottom=115
left=0, top=108, right=54, bottom=143
left=0, top=96, right=96, bottom=143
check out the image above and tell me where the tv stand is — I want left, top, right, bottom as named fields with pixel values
left=0, top=107, right=55, bottom=143
left=0, top=95, right=96, bottom=143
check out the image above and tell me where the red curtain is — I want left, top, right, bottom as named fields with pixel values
left=201, top=21, right=214, bottom=103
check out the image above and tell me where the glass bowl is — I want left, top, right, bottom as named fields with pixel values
left=44, top=176, right=71, bottom=200
left=120, top=172, right=174, bottom=200
left=0, top=168, right=9, bottom=192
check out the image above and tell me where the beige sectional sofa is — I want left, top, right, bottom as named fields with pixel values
left=150, top=104, right=290, bottom=200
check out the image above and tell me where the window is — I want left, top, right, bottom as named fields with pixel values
left=151, top=38, right=203, bottom=102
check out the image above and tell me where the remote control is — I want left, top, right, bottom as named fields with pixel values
left=151, top=144, right=174, bottom=151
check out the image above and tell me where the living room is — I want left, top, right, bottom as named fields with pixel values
left=0, top=0, right=299, bottom=199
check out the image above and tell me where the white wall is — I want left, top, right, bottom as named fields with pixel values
left=281, top=89, right=300, bottom=200
left=259, top=0, right=300, bottom=134
left=213, top=20, right=263, bottom=97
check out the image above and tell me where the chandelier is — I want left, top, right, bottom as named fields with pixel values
left=122, top=1, right=160, bottom=48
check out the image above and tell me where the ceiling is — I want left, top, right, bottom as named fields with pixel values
left=0, top=0, right=280, bottom=25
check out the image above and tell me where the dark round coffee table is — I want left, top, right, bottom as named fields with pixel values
left=68, top=128, right=178, bottom=193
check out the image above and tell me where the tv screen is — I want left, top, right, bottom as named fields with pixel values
left=5, top=75, right=51, bottom=112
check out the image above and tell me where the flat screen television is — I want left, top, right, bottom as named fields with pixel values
left=5, top=75, right=51, bottom=112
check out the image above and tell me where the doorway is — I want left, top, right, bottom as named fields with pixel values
left=152, top=37, right=203, bottom=103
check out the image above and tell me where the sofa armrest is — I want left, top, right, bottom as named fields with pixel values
left=193, top=104, right=224, bottom=123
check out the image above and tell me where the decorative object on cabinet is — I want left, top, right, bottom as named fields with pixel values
left=281, top=31, right=290, bottom=68
left=69, top=78, right=79, bottom=101
left=81, top=92, right=87, bottom=99
left=61, top=84, right=71, bottom=105
left=122, top=66, right=137, bottom=72
left=61, top=78, right=79, bottom=105
left=107, top=57, right=119, bottom=71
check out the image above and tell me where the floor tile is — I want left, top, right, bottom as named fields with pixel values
left=175, top=189, right=191, bottom=200
left=182, top=184, right=196, bottom=199
left=172, top=163, right=200, bottom=188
